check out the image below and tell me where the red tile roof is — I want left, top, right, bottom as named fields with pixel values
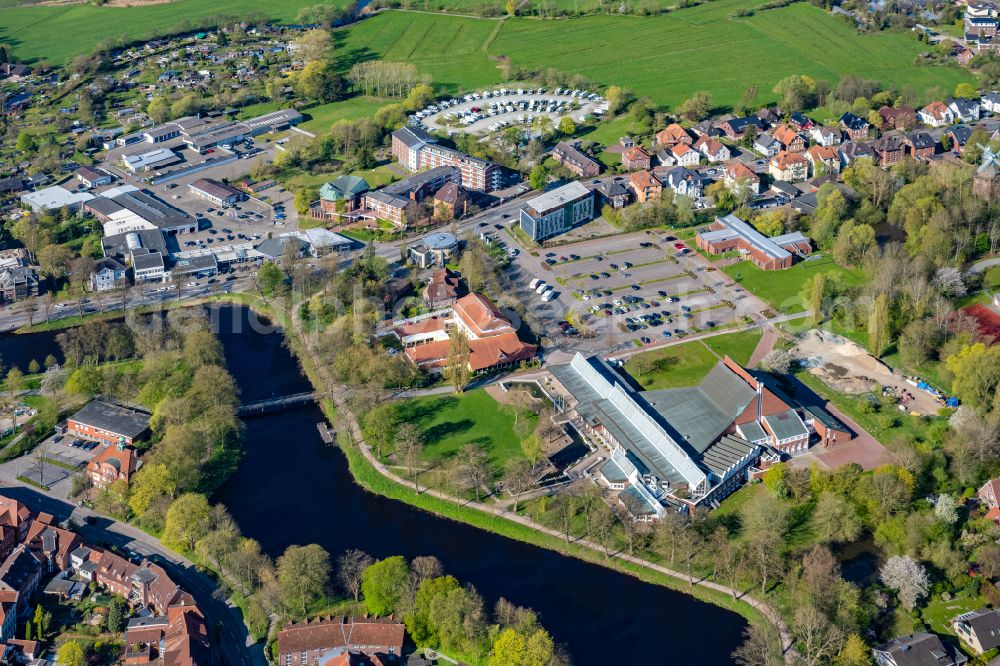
left=277, top=616, right=405, bottom=655
left=452, top=293, right=514, bottom=338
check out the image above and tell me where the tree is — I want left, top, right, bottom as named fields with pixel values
left=33, top=604, right=51, bottom=638
left=945, top=343, right=1000, bottom=411
left=365, top=403, right=398, bottom=459
left=837, top=634, right=873, bottom=666
left=812, top=491, right=862, bottom=543
left=502, top=458, right=534, bottom=512
left=295, top=28, right=331, bottom=62
left=678, top=91, right=712, bottom=121
left=277, top=544, right=331, bottom=615
left=955, top=82, right=977, bottom=99
left=489, top=628, right=554, bottom=666
left=759, top=349, right=793, bottom=374
left=162, top=493, right=212, bottom=553
left=558, top=116, right=576, bottom=135
left=56, top=642, right=86, bottom=666
left=793, top=603, right=845, bottom=666
left=934, top=494, right=959, bottom=524
left=396, top=422, right=424, bottom=490
left=256, top=261, right=286, bottom=297
left=105, top=595, right=127, bottom=632
left=337, top=549, right=373, bottom=601
left=732, top=623, right=783, bottom=666
left=773, top=74, right=816, bottom=111
left=529, top=165, right=548, bottom=191
left=361, top=556, right=410, bottom=617
left=880, top=555, right=929, bottom=610
left=867, top=292, right=890, bottom=357
left=455, top=444, right=491, bottom=502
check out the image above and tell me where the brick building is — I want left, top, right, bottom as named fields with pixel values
left=696, top=214, right=812, bottom=270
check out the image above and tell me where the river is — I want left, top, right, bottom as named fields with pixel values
left=0, top=306, right=748, bottom=663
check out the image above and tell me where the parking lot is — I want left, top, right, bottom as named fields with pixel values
left=417, top=87, right=607, bottom=136
left=503, top=229, right=770, bottom=361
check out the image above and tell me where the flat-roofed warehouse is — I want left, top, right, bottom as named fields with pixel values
left=66, top=399, right=150, bottom=445
left=188, top=178, right=246, bottom=206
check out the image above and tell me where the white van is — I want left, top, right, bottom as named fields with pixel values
left=534, top=282, right=549, bottom=294
left=541, top=290, right=556, bottom=302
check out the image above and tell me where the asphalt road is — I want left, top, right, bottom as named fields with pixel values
left=0, top=480, right=264, bottom=666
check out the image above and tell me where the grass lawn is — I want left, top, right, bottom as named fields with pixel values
left=298, top=97, right=391, bottom=133
left=0, top=0, right=354, bottom=63
left=625, top=337, right=720, bottom=389
left=391, top=389, right=536, bottom=471
left=922, top=594, right=988, bottom=636
left=703, top=329, right=762, bottom=365
left=329, top=3, right=971, bottom=111
left=283, top=163, right=398, bottom=190
left=982, top=265, right=1000, bottom=292
left=723, top=256, right=864, bottom=314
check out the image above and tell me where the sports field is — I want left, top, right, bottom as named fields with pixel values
left=332, top=2, right=970, bottom=108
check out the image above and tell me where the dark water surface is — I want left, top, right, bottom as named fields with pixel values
left=6, top=306, right=748, bottom=663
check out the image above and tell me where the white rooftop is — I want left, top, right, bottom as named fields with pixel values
left=20, top=186, right=93, bottom=211
left=524, top=181, right=591, bottom=216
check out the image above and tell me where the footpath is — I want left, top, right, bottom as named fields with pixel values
left=312, top=362, right=798, bottom=663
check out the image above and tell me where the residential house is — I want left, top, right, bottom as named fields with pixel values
left=919, top=101, right=954, bottom=127
left=629, top=170, right=662, bottom=204
left=0, top=547, right=43, bottom=614
left=904, top=131, right=936, bottom=159
left=23, top=518, right=80, bottom=575
left=872, top=133, right=907, bottom=167
left=769, top=151, right=808, bottom=182
left=124, top=603, right=210, bottom=666
left=690, top=120, right=722, bottom=138
left=667, top=143, right=700, bottom=167
left=754, top=133, right=780, bottom=157
left=877, top=106, right=916, bottom=130
left=979, top=476, right=1000, bottom=509
left=809, top=126, right=841, bottom=147
left=839, top=141, right=875, bottom=167
left=693, top=136, right=730, bottom=163
left=655, top=123, right=692, bottom=147
left=946, top=125, right=974, bottom=154
left=723, top=161, right=761, bottom=197
left=772, top=125, right=806, bottom=152
left=68, top=399, right=150, bottom=447
left=0, top=267, right=41, bottom=304
left=87, top=442, right=140, bottom=489
left=422, top=269, right=459, bottom=309
left=621, top=145, right=652, bottom=171
left=981, top=92, right=1000, bottom=114
left=90, top=257, right=127, bottom=292
left=697, top=213, right=813, bottom=271
left=593, top=179, right=631, bottom=209
left=804, top=145, right=840, bottom=177
left=789, top=112, right=814, bottom=130
left=396, top=293, right=537, bottom=375
left=948, top=97, right=981, bottom=122
left=839, top=113, right=871, bottom=140
left=433, top=182, right=467, bottom=220
left=0, top=499, right=33, bottom=564
left=719, top=116, right=767, bottom=139
left=551, top=141, right=600, bottom=177
left=951, top=608, right=1000, bottom=655
left=663, top=167, right=704, bottom=200
left=277, top=616, right=406, bottom=665
left=872, top=632, right=967, bottom=666
left=518, top=181, right=595, bottom=242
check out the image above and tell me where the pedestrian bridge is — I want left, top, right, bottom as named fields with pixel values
left=237, top=392, right=318, bottom=416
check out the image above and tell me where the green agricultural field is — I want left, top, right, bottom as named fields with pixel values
left=328, top=3, right=971, bottom=111
left=723, top=256, right=864, bottom=314
left=0, top=0, right=351, bottom=63
left=392, top=388, right=537, bottom=471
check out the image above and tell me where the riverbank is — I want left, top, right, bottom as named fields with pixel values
left=14, top=293, right=791, bottom=658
